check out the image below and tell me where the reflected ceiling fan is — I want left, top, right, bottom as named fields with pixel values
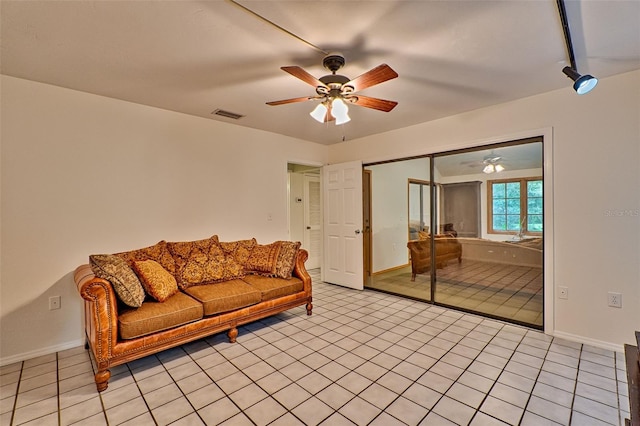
left=461, top=153, right=506, bottom=174
left=266, top=53, right=398, bottom=125
left=481, top=155, right=505, bottom=173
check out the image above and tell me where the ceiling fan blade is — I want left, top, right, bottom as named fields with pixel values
left=344, top=64, right=398, bottom=92
left=281, top=66, right=328, bottom=89
left=351, top=95, right=398, bottom=112
left=266, top=96, right=315, bottom=106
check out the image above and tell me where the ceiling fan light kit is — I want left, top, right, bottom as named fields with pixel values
left=483, top=163, right=505, bottom=174
left=482, top=155, right=504, bottom=174
left=267, top=53, right=398, bottom=126
left=310, top=103, right=328, bottom=122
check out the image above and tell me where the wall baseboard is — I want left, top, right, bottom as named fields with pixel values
left=552, top=330, right=624, bottom=354
left=372, top=263, right=410, bottom=276
left=0, top=339, right=84, bottom=367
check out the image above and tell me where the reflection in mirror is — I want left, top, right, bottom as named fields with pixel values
left=433, top=139, right=544, bottom=328
left=363, top=138, right=544, bottom=329
left=408, top=180, right=430, bottom=241
left=363, top=158, right=432, bottom=301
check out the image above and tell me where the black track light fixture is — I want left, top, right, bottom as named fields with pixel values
left=557, top=0, right=598, bottom=94
left=562, top=66, right=598, bottom=95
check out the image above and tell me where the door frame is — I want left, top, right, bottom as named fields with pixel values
left=363, top=169, right=372, bottom=287
left=303, top=174, right=321, bottom=269
left=287, top=160, right=324, bottom=269
left=360, top=127, right=554, bottom=334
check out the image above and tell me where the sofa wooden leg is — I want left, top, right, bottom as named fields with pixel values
left=95, top=369, right=110, bottom=392
left=411, top=273, right=416, bottom=282
left=227, top=327, right=238, bottom=343
left=306, top=301, right=313, bottom=316
left=84, top=339, right=90, bottom=350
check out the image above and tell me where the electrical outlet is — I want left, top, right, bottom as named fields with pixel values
left=49, top=296, right=61, bottom=310
left=558, top=286, right=568, bottom=300
left=607, top=292, right=622, bottom=308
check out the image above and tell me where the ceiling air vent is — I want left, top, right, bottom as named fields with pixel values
left=212, top=109, right=244, bottom=120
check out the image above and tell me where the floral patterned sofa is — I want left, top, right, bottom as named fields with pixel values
left=74, top=235, right=312, bottom=392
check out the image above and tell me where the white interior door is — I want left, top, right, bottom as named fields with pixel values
left=304, top=175, right=321, bottom=269
left=323, top=160, right=363, bottom=290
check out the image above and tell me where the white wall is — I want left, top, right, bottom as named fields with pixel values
left=0, top=76, right=328, bottom=364
left=330, top=70, right=640, bottom=349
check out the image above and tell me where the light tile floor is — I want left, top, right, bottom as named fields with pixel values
left=368, top=261, right=543, bottom=327
left=0, top=269, right=630, bottom=425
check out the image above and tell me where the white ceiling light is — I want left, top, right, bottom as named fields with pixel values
left=482, top=155, right=504, bottom=174
left=330, top=98, right=351, bottom=125
left=309, top=103, right=328, bottom=122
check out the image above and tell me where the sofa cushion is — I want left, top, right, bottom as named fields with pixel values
left=89, top=254, right=145, bottom=308
left=168, top=235, right=243, bottom=289
left=245, top=241, right=282, bottom=275
left=115, top=240, right=176, bottom=276
left=273, top=241, right=301, bottom=279
left=241, top=275, right=303, bottom=301
left=118, top=292, right=203, bottom=339
left=220, top=239, right=257, bottom=266
left=184, top=279, right=261, bottom=316
left=132, top=260, right=178, bottom=302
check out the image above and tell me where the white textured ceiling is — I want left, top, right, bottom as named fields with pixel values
left=2, top=0, right=639, bottom=146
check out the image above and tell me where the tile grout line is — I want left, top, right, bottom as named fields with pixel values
left=127, top=359, right=160, bottom=425
left=159, top=346, right=216, bottom=426
left=519, top=333, right=560, bottom=425
left=88, top=345, right=111, bottom=426
left=8, top=361, right=23, bottom=426
left=56, top=352, right=60, bottom=426
left=455, top=322, right=523, bottom=425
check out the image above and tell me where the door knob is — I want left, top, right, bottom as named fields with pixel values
left=306, top=226, right=311, bottom=230
left=355, top=229, right=361, bottom=234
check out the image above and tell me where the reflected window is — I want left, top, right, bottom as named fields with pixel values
left=488, top=177, right=542, bottom=235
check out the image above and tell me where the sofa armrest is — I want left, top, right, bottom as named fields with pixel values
left=74, top=265, right=119, bottom=364
left=293, top=249, right=312, bottom=293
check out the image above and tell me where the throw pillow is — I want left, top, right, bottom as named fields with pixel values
left=115, top=240, right=176, bottom=276
left=167, top=235, right=230, bottom=289
left=274, top=241, right=301, bottom=279
left=219, top=238, right=257, bottom=266
left=89, top=254, right=145, bottom=308
left=245, top=241, right=282, bottom=276
left=132, top=260, right=178, bottom=302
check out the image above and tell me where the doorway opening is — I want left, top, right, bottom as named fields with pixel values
left=287, top=163, right=322, bottom=270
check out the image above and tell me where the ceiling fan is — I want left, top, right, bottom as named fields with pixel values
left=266, top=53, right=398, bottom=125
left=481, top=154, right=505, bottom=173
left=461, top=153, right=506, bottom=173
